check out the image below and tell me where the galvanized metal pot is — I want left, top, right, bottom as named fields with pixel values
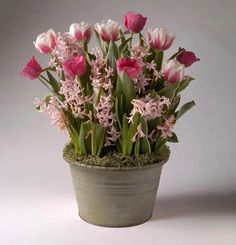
left=64, top=156, right=168, bottom=227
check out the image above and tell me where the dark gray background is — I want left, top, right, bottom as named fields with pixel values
left=1, top=0, right=236, bottom=244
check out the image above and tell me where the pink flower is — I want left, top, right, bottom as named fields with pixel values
left=34, top=29, right=57, bottom=54
left=94, top=19, right=120, bottom=42
left=116, top=57, right=142, bottom=80
left=63, top=55, right=87, bottom=77
left=147, top=28, right=175, bottom=51
left=176, top=47, right=200, bottom=67
left=124, top=11, right=147, bottom=33
left=69, top=22, right=92, bottom=42
left=162, top=60, right=185, bottom=83
left=157, top=115, right=175, bottom=139
left=20, top=56, right=42, bottom=80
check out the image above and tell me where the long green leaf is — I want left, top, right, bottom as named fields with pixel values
left=140, top=117, right=151, bottom=154
left=167, top=132, right=179, bottom=143
left=68, top=124, right=80, bottom=154
left=91, top=123, right=105, bottom=156
left=175, top=101, right=196, bottom=120
left=116, top=71, right=136, bottom=114
left=46, top=71, right=60, bottom=93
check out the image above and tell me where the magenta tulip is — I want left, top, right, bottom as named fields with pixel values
left=63, top=55, right=87, bottom=77
left=124, top=12, right=147, bottom=33
left=20, top=56, right=43, bottom=80
left=176, top=48, right=200, bottom=67
left=116, top=57, right=142, bottom=79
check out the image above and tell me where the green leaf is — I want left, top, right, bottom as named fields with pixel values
left=91, top=123, right=105, bottom=156
left=68, top=124, right=80, bottom=154
left=78, top=122, right=88, bottom=155
left=155, top=50, right=164, bottom=71
left=46, top=71, right=60, bottom=94
left=167, top=132, right=179, bottom=143
left=176, top=76, right=195, bottom=94
left=175, top=101, right=196, bottom=120
left=107, top=41, right=118, bottom=74
left=162, top=81, right=180, bottom=101
left=134, top=139, right=140, bottom=157
left=154, top=138, right=166, bottom=154
left=94, top=29, right=107, bottom=56
left=118, top=37, right=132, bottom=56
left=121, top=114, right=129, bottom=154
left=165, top=95, right=181, bottom=117
left=126, top=113, right=140, bottom=155
left=140, top=117, right=151, bottom=154
left=116, top=71, right=136, bottom=114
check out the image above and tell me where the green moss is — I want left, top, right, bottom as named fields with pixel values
left=63, top=143, right=170, bottom=168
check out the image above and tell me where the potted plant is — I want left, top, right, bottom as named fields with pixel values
left=21, top=11, right=199, bottom=227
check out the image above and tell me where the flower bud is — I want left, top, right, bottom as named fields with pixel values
left=116, top=57, right=142, bottom=80
left=69, top=22, right=92, bottom=42
left=20, top=56, right=42, bottom=80
left=162, top=60, right=184, bottom=83
left=176, top=47, right=200, bottom=67
left=124, top=11, right=147, bottom=33
left=147, top=28, right=175, bottom=51
left=94, top=19, right=120, bottom=42
left=34, top=29, right=57, bottom=54
left=63, top=55, right=87, bottom=77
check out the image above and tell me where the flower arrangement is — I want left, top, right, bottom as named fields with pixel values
left=21, top=12, right=199, bottom=158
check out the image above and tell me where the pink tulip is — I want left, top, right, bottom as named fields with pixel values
left=116, top=57, right=142, bottom=80
left=162, top=60, right=184, bottom=83
left=124, top=11, right=147, bottom=33
left=147, top=28, right=175, bottom=51
left=176, top=48, right=200, bottom=67
left=20, top=56, right=43, bottom=80
left=69, top=22, right=92, bottom=42
left=94, top=19, right=120, bottom=42
left=63, top=55, right=87, bottom=77
left=34, top=29, right=57, bottom=54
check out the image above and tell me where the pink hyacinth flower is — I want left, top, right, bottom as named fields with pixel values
left=34, top=29, right=57, bottom=54
left=147, top=28, right=175, bottom=51
left=94, top=19, right=120, bottom=42
left=162, top=60, right=185, bottom=84
left=20, top=56, right=42, bottom=80
left=63, top=55, right=87, bottom=77
left=69, top=22, right=92, bottom=42
left=124, top=11, right=147, bottom=33
left=176, top=47, right=200, bottom=67
left=116, top=57, right=142, bottom=80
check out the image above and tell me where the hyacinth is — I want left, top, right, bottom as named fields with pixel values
left=129, top=95, right=170, bottom=123
left=34, top=96, right=67, bottom=131
left=59, top=78, right=92, bottom=118
left=95, top=94, right=120, bottom=146
left=22, top=12, right=198, bottom=157
left=50, top=32, right=83, bottom=67
left=157, top=115, right=175, bottom=139
left=131, top=123, right=145, bottom=142
left=90, top=48, right=113, bottom=90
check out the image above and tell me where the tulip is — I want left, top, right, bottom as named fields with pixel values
left=162, top=60, right=184, bottom=83
left=63, top=55, right=87, bottom=77
left=147, top=28, right=175, bottom=51
left=94, top=19, right=120, bottom=42
left=116, top=57, right=142, bottom=80
left=176, top=47, right=200, bottom=67
left=124, top=11, right=147, bottom=33
left=34, top=29, right=57, bottom=54
left=20, top=56, right=43, bottom=80
left=69, top=22, right=92, bottom=42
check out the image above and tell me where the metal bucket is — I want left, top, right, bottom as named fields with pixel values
left=66, top=159, right=167, bottom=227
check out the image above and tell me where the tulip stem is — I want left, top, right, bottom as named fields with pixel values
left=155, top=51, right=163, bottom=71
